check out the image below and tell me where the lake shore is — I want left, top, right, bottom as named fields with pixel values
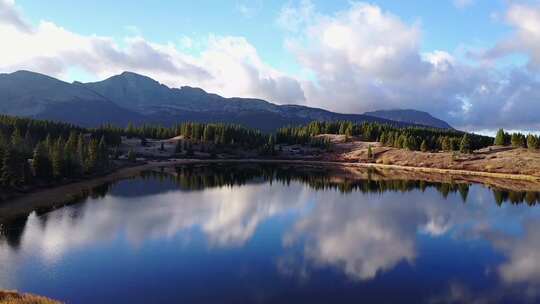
left=0, top=290, right=61, bottom=304
left=1, top=158, right=540, bottom=224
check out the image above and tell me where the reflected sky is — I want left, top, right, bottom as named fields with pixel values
left=1, top=165, right=540, bottom=303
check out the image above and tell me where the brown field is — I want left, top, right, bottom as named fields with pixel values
left=0, top=290, right=60, bottom=304
left=318, top=135, right=540, bottom=178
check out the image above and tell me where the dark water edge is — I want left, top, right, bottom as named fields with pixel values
left=1, top=163, right=540, bottom=303
left=1, top=163, right=539, bottom=228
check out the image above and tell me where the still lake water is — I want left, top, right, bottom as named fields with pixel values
left=1, top=164, right=540, bottom=303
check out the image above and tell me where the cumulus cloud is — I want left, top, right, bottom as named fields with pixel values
left=1, top=0, right=540, bottom=130
left=279, top=1, right=540, bottom=130
left=0, top=0, right=32, bottom=33
left=0, top=2, right=305, bottom=105
left=282, top=2, right=472, bottom=120
left=485, top=3, right=540, bottom=71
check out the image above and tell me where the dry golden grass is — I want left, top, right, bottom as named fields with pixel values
left=0, top=290, right=61, bottom=304
left=328, top=140, right=540, bottom=178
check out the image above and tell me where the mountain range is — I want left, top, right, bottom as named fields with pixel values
left=0, top=70, right=452, bottom=131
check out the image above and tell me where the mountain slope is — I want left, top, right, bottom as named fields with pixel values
left=364, top=109, right=453, bottom=129
left=80, top=72, right=404, bottom=131
left=0, top=70, right=450, bottom=131
left=0, top=70, right=145, bottom=127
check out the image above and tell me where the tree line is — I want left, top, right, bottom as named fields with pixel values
left=276, top=121, right=493, bottom=153
left=0, top=115, right=115, bottom=192
left=494, top=129, right=539, bottom=150
left=1, top=113, right=537, bottom=194
left=102, top=122, right=268, bottom=149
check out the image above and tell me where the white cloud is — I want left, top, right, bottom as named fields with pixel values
left=1, top=0, right=540, bottom=130
left=0, top=3, right=305, bottom=105
left=486, top=3, right=540, bottom=70
left=0, top=0, right=32, bottom=33
left=279, top=1, right=540, bottom=130
left=283, top=2, right=468, bottom=118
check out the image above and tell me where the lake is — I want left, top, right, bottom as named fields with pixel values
left=1, top=163, right=540, bottom=303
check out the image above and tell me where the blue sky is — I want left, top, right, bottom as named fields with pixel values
left=15, top=0, right=512, bottom=72
left=1, top=0, right=540, bottom=131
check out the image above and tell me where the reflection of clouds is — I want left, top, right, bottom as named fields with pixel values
left=2, top=174, right=540, bottom=299
left=284, top=193, right=421, bottom=280
left=0, top=240, right=16, bottom=288
left=422, top=215, right=452, bottom=236
left=198, top=183, right=309, bottom=246
left=0, top=182, right=311, bottom=265
left=281, top=187, right=533, bottom=281
left=492, top=220, right=540, bottom=287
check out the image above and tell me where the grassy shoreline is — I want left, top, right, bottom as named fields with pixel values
left=0, top=290, right=61, bottom=304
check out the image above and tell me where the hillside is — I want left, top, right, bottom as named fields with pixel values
left=364, top=109, right=453, bottom=129
left=0, top=70, right=451, bottom=131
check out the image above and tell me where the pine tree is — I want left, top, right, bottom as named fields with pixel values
left=441, top=137, right=451, bottom=152
left=420, top=140, right=428, bottom=152
left=98, top=136, right=109, bottom=171
left=32, top=141, right=51, bottom=179
left=460, top=134, right=471, bottom=153
left=85, top=138, right=99, bottom=173
left=0, top=136, right=5, bottom=178
left=2, top=147, right=23, bottom=187
left=511, top=133, right=525, bottom=148
left=527, top=134, right=538, bottom=150
left=11, top=128, right=23, bottom=151
left=2, top=147, right=21, bottom=187
left=51, top=138, right=65, bottom=179
left=65, top=132, right=78, bottom=153
left=379, top=133, right=387, bottom=146
left=44, top=134, right=53, bottom=155
left=367, top=145, right=373, bottom=159
left=494, top=129, right=506, bottom=146
left=126, top=123, right=135, bottom=138
left=76, top=133, right=86, bottom=175
left=406, top=136, right=419, bottom=151
left=64, top=132, right=78, bottom=177
left=23, top=129, right=34, bottom=154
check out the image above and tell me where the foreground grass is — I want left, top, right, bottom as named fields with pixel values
left=0, top=290, right=60, bottom=304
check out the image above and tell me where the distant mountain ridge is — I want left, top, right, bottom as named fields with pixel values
left=364, top=109, right=453, bottom=129
left=0, top=70, right=452, bottom=131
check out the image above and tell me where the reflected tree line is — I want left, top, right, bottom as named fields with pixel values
left=145, top=164, right=540, bottom=206
left=0, top=182, right=113, bottom=250
left=2, top=164, right=539, bottom=250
